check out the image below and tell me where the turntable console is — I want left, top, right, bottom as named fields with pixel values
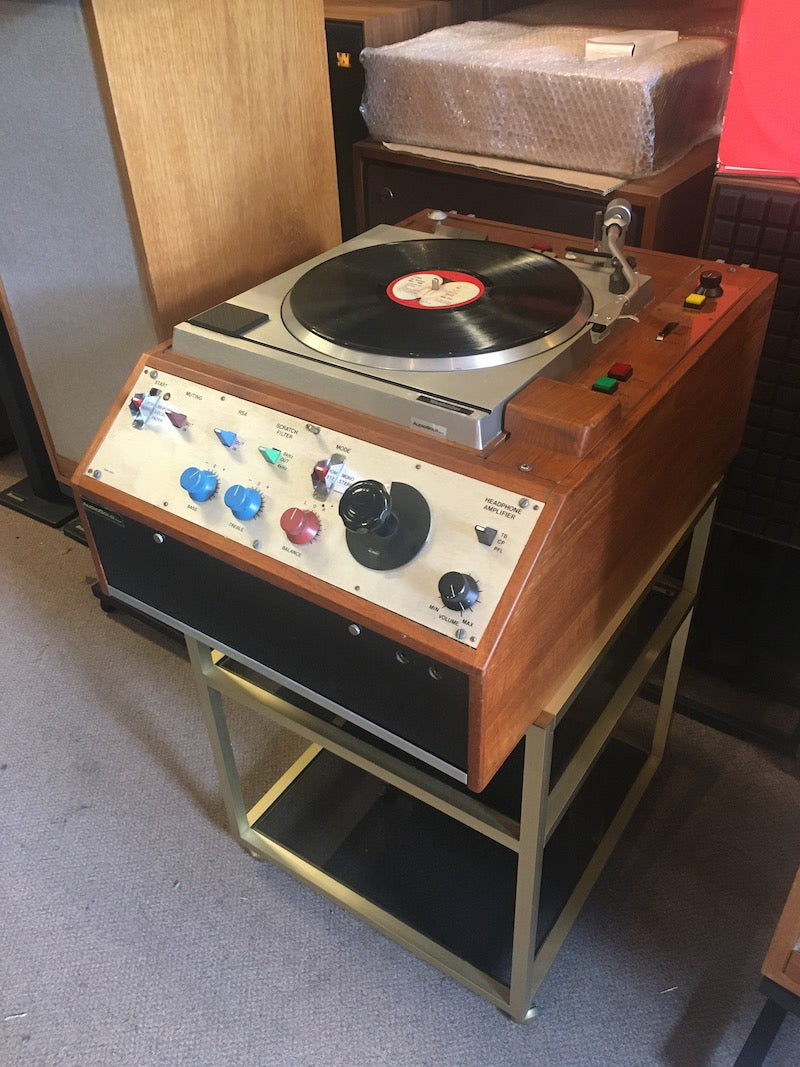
left=72, top=211, right=776, bottom=791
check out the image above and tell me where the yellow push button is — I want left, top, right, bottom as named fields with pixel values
left=684, top=292, right=707, bottom=310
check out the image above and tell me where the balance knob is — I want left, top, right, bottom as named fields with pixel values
left=438, top=571, right=480, bottom=612
left=224, top=484, right=262, bottom=521
left=280, top=507, right=320, bottom=545
left=179, top=466, right=217, bottom=503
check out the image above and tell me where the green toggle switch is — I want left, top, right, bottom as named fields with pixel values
left=259, top=446, right=283, bottom=464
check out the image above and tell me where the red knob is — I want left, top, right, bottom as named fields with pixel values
left=280, top=507, right=320, bottom=545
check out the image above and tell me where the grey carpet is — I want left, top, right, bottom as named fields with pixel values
left=1, top=449, right=798, bottom=1066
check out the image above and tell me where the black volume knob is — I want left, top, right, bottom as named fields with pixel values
left=438, top=571, right=479, bottom=612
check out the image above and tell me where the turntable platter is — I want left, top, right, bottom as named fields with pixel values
left=282, top=240, right=592, bottom=372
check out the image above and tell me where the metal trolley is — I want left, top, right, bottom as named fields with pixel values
left=185, top=491, right=717, bottom=1022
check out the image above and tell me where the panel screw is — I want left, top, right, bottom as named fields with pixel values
left=518, top=463, right=532, bottom=472
left=153, top=533, right=165, bottom=544
left=348, top=623, right=361, bottom=636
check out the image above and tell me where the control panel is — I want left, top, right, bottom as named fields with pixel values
left=84, top=365, right=546, bottom=646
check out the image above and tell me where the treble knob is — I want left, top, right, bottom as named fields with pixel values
left=438, top=571, right=479, bottom=612
left=223, top=484, right=263, bottom=521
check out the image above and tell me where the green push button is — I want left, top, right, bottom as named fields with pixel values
left=259, top=446, right=283, bottom=464
left=592, top=375, right=619, bottom=394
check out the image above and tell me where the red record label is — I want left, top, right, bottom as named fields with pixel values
left=387, top=270, right=485, bottom=310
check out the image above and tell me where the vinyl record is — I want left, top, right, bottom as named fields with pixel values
left=285, top=240, right=590, bottom=363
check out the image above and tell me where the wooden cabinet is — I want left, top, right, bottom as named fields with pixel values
left=0, top=0, right=340, bottom=481
left=354, top=138, right=720, bottom=254
left=736, top=868, right=800, bottom=1065
left=324, top=1, right=483, bottom=237
left=763, top=868, right=800, bottom=1000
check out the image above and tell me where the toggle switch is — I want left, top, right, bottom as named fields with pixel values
left=259, top=446, right=282, bottom=465
left=312, top=453, right=346, bottom=500
left=475, top=525, right=498, bottom=546
left=214, top=428, right=238, bottom=448
left=131, top=388, right=162, bottom=428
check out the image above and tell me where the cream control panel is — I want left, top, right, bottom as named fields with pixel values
left=84, top=366, right=545, bottom=645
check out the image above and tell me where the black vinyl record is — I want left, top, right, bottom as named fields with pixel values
left=286, top=240, right=589, bottom=360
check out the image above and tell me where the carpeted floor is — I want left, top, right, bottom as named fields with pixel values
left=1, top=448, right=799, bottom=1066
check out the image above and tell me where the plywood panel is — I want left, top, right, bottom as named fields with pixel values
left=87, top=0, right=341, bottom=339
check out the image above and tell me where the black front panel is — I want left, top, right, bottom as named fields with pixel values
left=84, top=502, right=469, bottom=771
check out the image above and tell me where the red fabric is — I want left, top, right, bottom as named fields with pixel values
left=718, top=0, right=800, bottom=177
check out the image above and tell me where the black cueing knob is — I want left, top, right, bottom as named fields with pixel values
left=698, top=270, right=723, bottom=298
left=438, top=571, right=480, bottom=612
left=339, top=479, right=394, bottom=534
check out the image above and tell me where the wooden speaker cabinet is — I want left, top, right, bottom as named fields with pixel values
left=354, top=138, right=720, bottom=254
left=324, top=1, right=484, bottom=238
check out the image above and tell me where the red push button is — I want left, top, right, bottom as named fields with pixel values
left=607, top=362, right=633, bottom=382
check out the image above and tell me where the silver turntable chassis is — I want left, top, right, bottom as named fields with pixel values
left=185, top=486, right=716, bottom=1021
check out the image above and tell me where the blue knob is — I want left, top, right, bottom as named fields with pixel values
left=179, top=466, right=217, bottom=502
left=224, top=484, right=262, bottom=521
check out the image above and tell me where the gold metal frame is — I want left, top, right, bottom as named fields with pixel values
left=185, top=490, right=717, bottom=1022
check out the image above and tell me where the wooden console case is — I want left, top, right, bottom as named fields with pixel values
left=73, top=213, right=775, bottom=790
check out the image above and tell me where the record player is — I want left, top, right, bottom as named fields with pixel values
left=72, top=208, right=775, bottom=790
left=172, top=207, right=652, bottom=450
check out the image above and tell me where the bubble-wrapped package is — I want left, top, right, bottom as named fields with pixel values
left=360, top=22, right=732, bottom=178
